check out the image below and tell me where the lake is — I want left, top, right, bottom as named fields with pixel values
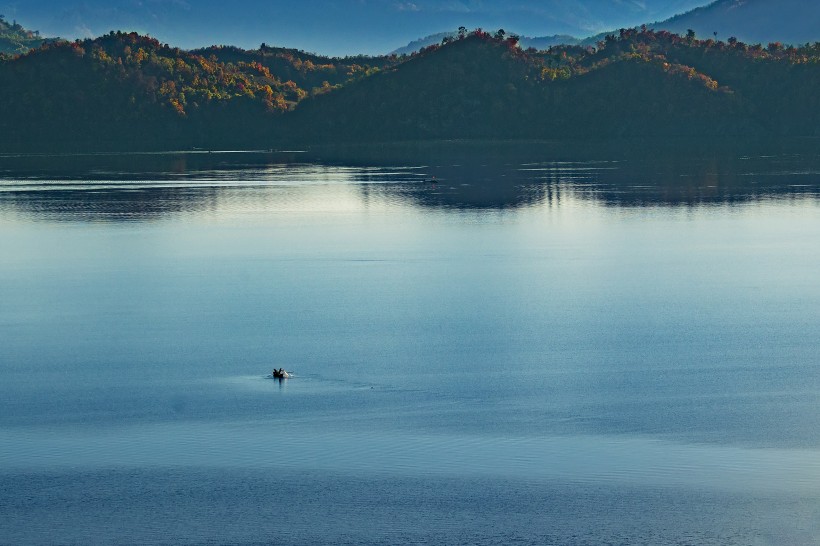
left=1, top=146, right=819, bottom=545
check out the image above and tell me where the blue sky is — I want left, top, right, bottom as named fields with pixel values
left=1, top=0, right=709, bottom=55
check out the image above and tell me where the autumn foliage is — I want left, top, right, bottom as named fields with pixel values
left=0, top=28, right=818, bottom=151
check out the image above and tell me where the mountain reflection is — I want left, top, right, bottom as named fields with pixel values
left=367, top=155, right=819, bottom=210
left=0, top=149, right=818, bottom=221
left=361, top=162, right=553, bottom=210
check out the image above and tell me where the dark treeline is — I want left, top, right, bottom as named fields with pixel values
left=190, top=44, right=395, bottom=94
left=1, top=27, right=818, bottom=152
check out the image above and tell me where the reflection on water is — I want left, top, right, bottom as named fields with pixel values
left=0, top=186, right=224, bottom=222
left=0, top=150, right=818, bottom=222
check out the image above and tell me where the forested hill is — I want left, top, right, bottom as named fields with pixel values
left=0, top=32, right=392, bottom=151
left=0, top=33, right=299, bottom=151
left=290, top=29, right=820, bottom=143
left=1, top=29, right=819, bottom=152
left=0, top=16, right=49, bottom=54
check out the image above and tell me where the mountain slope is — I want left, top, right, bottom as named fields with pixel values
left=651, top=0, right=820, bottom=45
left=289, top=34, right=541, bottom=141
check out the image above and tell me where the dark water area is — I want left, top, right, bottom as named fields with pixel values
left=1, top=146, right=819, bottom=544
left=3, top=469, right=816, bottom=545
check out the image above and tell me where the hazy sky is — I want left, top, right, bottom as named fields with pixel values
left=1, top=0, right=709, bottom=55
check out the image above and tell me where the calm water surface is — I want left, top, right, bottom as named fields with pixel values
left=1, top=149, right=819, bottom=544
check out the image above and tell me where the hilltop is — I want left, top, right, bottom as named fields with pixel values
left=392, top=30, right=580, bottom=56
left=0, top=16, right=50, bottom=55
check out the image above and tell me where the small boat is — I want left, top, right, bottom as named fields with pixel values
left=272, top=368, right=291, bottom=379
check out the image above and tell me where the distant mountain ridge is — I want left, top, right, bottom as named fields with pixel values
left=5, top=0, right=819, bottom=59
left=394, top=0, right=820, bottom=55
left=649, top=0, right=820, bottom=45
left=0, top=0, right=708, bottom=56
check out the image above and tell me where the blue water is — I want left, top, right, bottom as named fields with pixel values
left=1, top=150, right=819, bottom=544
